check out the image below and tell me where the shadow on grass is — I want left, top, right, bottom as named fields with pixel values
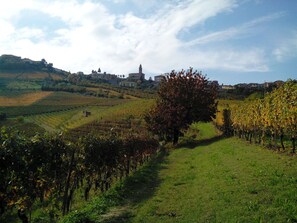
left=120, top=150, right=168, bottom=203
left=98, top=150, right=169, bottom=223
left=178, top=134, right=228, bottom=149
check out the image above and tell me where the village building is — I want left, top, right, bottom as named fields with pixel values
left=89, top=71, right=121, bottom=86
left=154, top=75, right=165, bottom=83
left=128, top=64, right=145, bottom=82
left=119, top=81, right=137, bottom=88
left=221, top=85, right=235, bottom=90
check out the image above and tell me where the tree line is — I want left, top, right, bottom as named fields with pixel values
left=0, top=129, right=159, bottom=222
left=229, top=80, right=296, bottom=152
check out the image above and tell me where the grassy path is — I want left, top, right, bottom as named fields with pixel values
left=97, top=123, right=297, bottom=223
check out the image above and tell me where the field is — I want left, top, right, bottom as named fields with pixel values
left=0, top=88, right=154, bottom=135
left=25, top=99, right=154, bottom=132
left=0, top=73, right=19, bottom=79
left=0, top=92, right=127, bottom=116
left=0, top=91, right=53, bottom=106
left=0, top=71, right=60, bottom=80
left=0, top=91, right=274, bottom=140
left=70, top=123, right=297, bottom=223
left=6, top=81, right=41, bottom=90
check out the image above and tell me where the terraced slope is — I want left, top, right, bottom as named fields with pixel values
left=25, top=99, right=154, bottom=132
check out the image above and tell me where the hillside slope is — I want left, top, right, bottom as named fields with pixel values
left=0, top=54, right=67, bottom=76
left=85, top=123, right=297, bottom=223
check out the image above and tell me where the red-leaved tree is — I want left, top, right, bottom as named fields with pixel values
left=145, top=68, right=218, bottom=144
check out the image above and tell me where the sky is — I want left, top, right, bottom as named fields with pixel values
left=0, top=0, right=296, bottom=84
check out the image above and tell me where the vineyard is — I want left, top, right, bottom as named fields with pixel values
left=24, top=99, right=154, bottom=133
left=1, top=69, right=296, bottom=223
left=0, top=71, right=64, bottom=80
left=229, top=80, right=296, bottom=152
left=0, top=91, right=53, bottom=107
left=0, top=127, right=159, bottom=222
left=214, top=99, right=243, bottom=127
left=0, top=92, right=128, bottom=117
left=26, top=108, right=85, bottom=132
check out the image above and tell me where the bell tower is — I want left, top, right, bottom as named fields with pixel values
left=139, top=64, right=142, bottom=74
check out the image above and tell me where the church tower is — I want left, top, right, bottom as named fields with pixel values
left=139, top=64, right=142, bottom=74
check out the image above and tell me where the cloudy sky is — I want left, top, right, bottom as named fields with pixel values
left=0, top=0, right=296, bottom=84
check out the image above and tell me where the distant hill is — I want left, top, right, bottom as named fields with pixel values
left=0, top=54, right=68, bottom=78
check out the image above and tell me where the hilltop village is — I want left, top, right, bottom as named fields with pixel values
left=85, top=64, right=159, bottom=87
left=0, top=54, right=285, bottom=95
left=72, top=62, right=284, bottom=94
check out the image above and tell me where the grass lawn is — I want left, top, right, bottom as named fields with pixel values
left=90, top=123, right=297, bottom=223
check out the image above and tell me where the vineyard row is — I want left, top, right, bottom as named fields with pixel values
left=224, top=80, right=296, bottom=152
left=0, top=129, right=159, bottom=222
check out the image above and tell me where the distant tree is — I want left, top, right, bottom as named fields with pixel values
left=98, top=68, right=101, bottom=73
left=47, top=63, right=53, bottom=72
left=145, top=68, right=218, bottom=144
left=41, top=58, right=47, bottom=67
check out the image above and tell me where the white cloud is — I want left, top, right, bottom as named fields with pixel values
left=17, top=27, right=45, bottom=40
left=0, top=0, right=273, bottom=76
left=273, top=32, right=297, bottom=62
left=0, top=0, right=36, bottom=19
left=185, top=12, right=285, bottom=46
left=0, top=19, right=15, bottom=40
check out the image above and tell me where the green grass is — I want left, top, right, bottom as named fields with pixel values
left=4, top=122, right=297, bottom=222
left=190, top=122, right=218, bottom=140
left=131, top=124, right=297, bottom=222
left=77, top=123, right=297, bottom=223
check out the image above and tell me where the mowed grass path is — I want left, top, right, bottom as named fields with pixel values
left=102, top=123, right=297, bottom=223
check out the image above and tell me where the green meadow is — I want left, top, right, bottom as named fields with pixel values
left=71, top=123, right=297, bottom=223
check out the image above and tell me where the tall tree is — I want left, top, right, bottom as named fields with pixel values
left=145, top=68, right=218, bottom=144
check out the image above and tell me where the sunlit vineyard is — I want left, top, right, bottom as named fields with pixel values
left=230, top=80, right=296, bottom=152
left=215, top=99, right=243, bottom=126
left=0, top=91, right=53, bottom=106
left=26, top=99, right=154, bottom=132
left=26, top=108, right=83, bottom=132
left=0, top=92, right=129, bottom=117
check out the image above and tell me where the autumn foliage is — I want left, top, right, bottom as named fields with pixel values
left=0, top=129, right=159, bottom=222
left=145, top=68, right=218, bottom=144
left=231, top=80, right=297, bottom=152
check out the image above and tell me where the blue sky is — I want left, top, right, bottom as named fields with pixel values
left=0, top=0, right=296, bottom=84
